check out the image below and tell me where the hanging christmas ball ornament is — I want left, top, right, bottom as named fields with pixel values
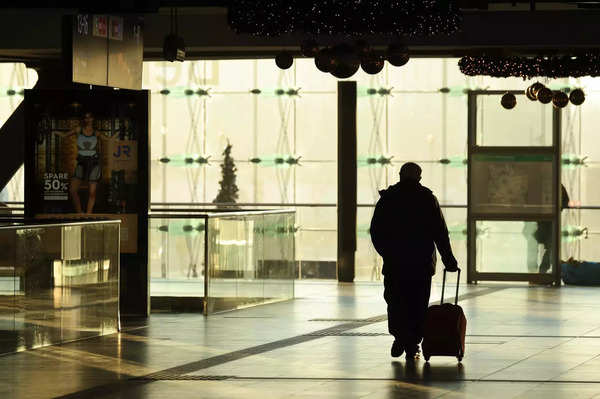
left=501, top=92, right=517, bottom=109
left=537, top=87, right=553, bottom=104
left=315, top=48, right=334, bottom=73
left=387, top=44, right=410, bottom=67
left=569, top=88, right=585, bottom=106
left=361, top=55, right=384, bottom=75
left=331, top=60, right=360, bottom=79
left=330, top=44, right=360, bottom=79
left=552, top=91, right=569, bottom=108
left=275, top=52, right=293, bottom=69
left=525, top=86, right=537, bottom=101
left=300, top=40, right=319, bottom=58
left=529, top=82, right=545, bottom=100
left=354, top=39, right=371, bottom=59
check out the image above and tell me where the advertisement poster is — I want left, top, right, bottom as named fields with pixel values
left=25, top=90, right=149, bottom=254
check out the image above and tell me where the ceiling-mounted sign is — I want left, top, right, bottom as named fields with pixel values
left=72, top=14, right=143, bottom=90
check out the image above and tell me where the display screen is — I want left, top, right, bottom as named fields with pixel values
left=72, top=14, right=143, bottom=90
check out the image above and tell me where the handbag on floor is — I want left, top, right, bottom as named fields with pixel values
left=422, top=269, right=467, bottom=362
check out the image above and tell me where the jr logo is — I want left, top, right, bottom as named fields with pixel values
left=113, top=145, right=131, bottom=158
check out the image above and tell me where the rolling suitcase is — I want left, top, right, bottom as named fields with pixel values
left=422, top=268, right=466, bottom=362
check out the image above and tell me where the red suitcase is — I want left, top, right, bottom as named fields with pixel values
left=422, top=269, right=466, bottom=362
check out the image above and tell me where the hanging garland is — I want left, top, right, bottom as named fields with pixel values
left=228, top=1, right=462, bottom=38
left=459, top=54, right=600, bottom=79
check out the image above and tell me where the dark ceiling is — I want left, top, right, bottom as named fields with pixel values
left=0, top=2, right=599, bottom=63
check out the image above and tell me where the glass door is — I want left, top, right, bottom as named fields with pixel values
left=467, top=90, right=562, bottom=285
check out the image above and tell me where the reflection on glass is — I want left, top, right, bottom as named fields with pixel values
left=149, top=217, right=206, bottom=297
left=150, top=211, right=295, bottom=315
left=471, top=154, right=554, bottom=215
left=206, top=212, right=295, bottom=314
left=475, top=220, right=555, bottom=274
left=0, top=221, right=119, bottom=355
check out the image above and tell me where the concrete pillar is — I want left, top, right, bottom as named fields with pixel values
left=337, top=81, right=357, bottom=283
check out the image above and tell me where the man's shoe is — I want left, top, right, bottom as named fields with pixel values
left=405, top=345, right=421, bottom=360
left=391, top=340, right=404, bottom=358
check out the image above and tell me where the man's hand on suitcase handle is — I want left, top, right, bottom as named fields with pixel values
left=443, top=255, right=459, bottom=272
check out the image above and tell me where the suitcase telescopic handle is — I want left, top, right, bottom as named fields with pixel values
left=440, top=268, right=461, bottom=305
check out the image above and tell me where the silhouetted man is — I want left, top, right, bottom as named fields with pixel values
left=370, top=162, right=458, bottom=359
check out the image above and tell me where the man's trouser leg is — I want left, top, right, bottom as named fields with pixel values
left=411, top=276, right=432, bottom=347
left=383, top=275, right=405, bottom=341
left=384, top=274, right=432, bottom=348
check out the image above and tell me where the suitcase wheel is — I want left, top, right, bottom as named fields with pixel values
left=424, top=355, right=430, bottom=362
left=457, top=356, right=463, bottom=362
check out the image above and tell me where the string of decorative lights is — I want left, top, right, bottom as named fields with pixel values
left=459, top=54, right=600, bottom=79
left=228, top=0, right=462, bottom=38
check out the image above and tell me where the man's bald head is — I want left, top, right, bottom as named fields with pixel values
left=399, top=162, right=422, bottom=182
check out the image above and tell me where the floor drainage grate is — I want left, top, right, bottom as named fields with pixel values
left=137, top=374, right=234, bottom=381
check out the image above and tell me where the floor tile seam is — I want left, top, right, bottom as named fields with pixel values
left=478, top=334, right=582, bottom=380
left=134, top=374, right=600, bottom=384
left=551, top=352, right=600, bottom=381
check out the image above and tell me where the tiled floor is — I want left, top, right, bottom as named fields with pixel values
left=2, top=281, right=600, bottom=398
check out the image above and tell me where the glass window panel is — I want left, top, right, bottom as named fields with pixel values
left=471, top=153, right=554, bottom=215
left=389, top=93, right=444, bottom=161
left=256, top=60, right=297, bottom=93
left=476, top=94, right=553, bottom=147
left=356, top=206, right=381, bottom=282
left=475, top=220, right=555, bottom=274
left=578, top=93, right=600, bottom=161
left=357, top=95, right=388, bottom=158
left=439, top=207, right=468, bottom=283
left=440, top=166, right=468, bottom=206
left=213, top=60, right=255, bottom=92
left=445, top=95, right=469, bottom=157
left=357, top=165, right=392, bottom=205
left=295, top=58, right=338, bottom=93
left=296, top=230, right=336, bottom=264
left=263, top=213, right=295, bottom=299
left=157, top=164, right=217, bottom=203
left=562, top=209, right=600, bottom=263
left=295, top=206, right=336, bottom=231
left=256, top=96, right=295, bottom=157
left=295, top=162, right=336, bottom=204
left=562, top=164, right=600, bottom=207
left=388, top=59, right=445, bottom=91
left=207, top=94, right=255, bottom=159
left=0, top=229, right=16, bottom=353
left=149, top=217, right=206, bottom=297
left=102, top=223, right=120, bottom=335
left=295, top=93, right=337, bottom=160
left=444, top=58, right=470, bottom=90
left=356, top=206, right=466, bottom=282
